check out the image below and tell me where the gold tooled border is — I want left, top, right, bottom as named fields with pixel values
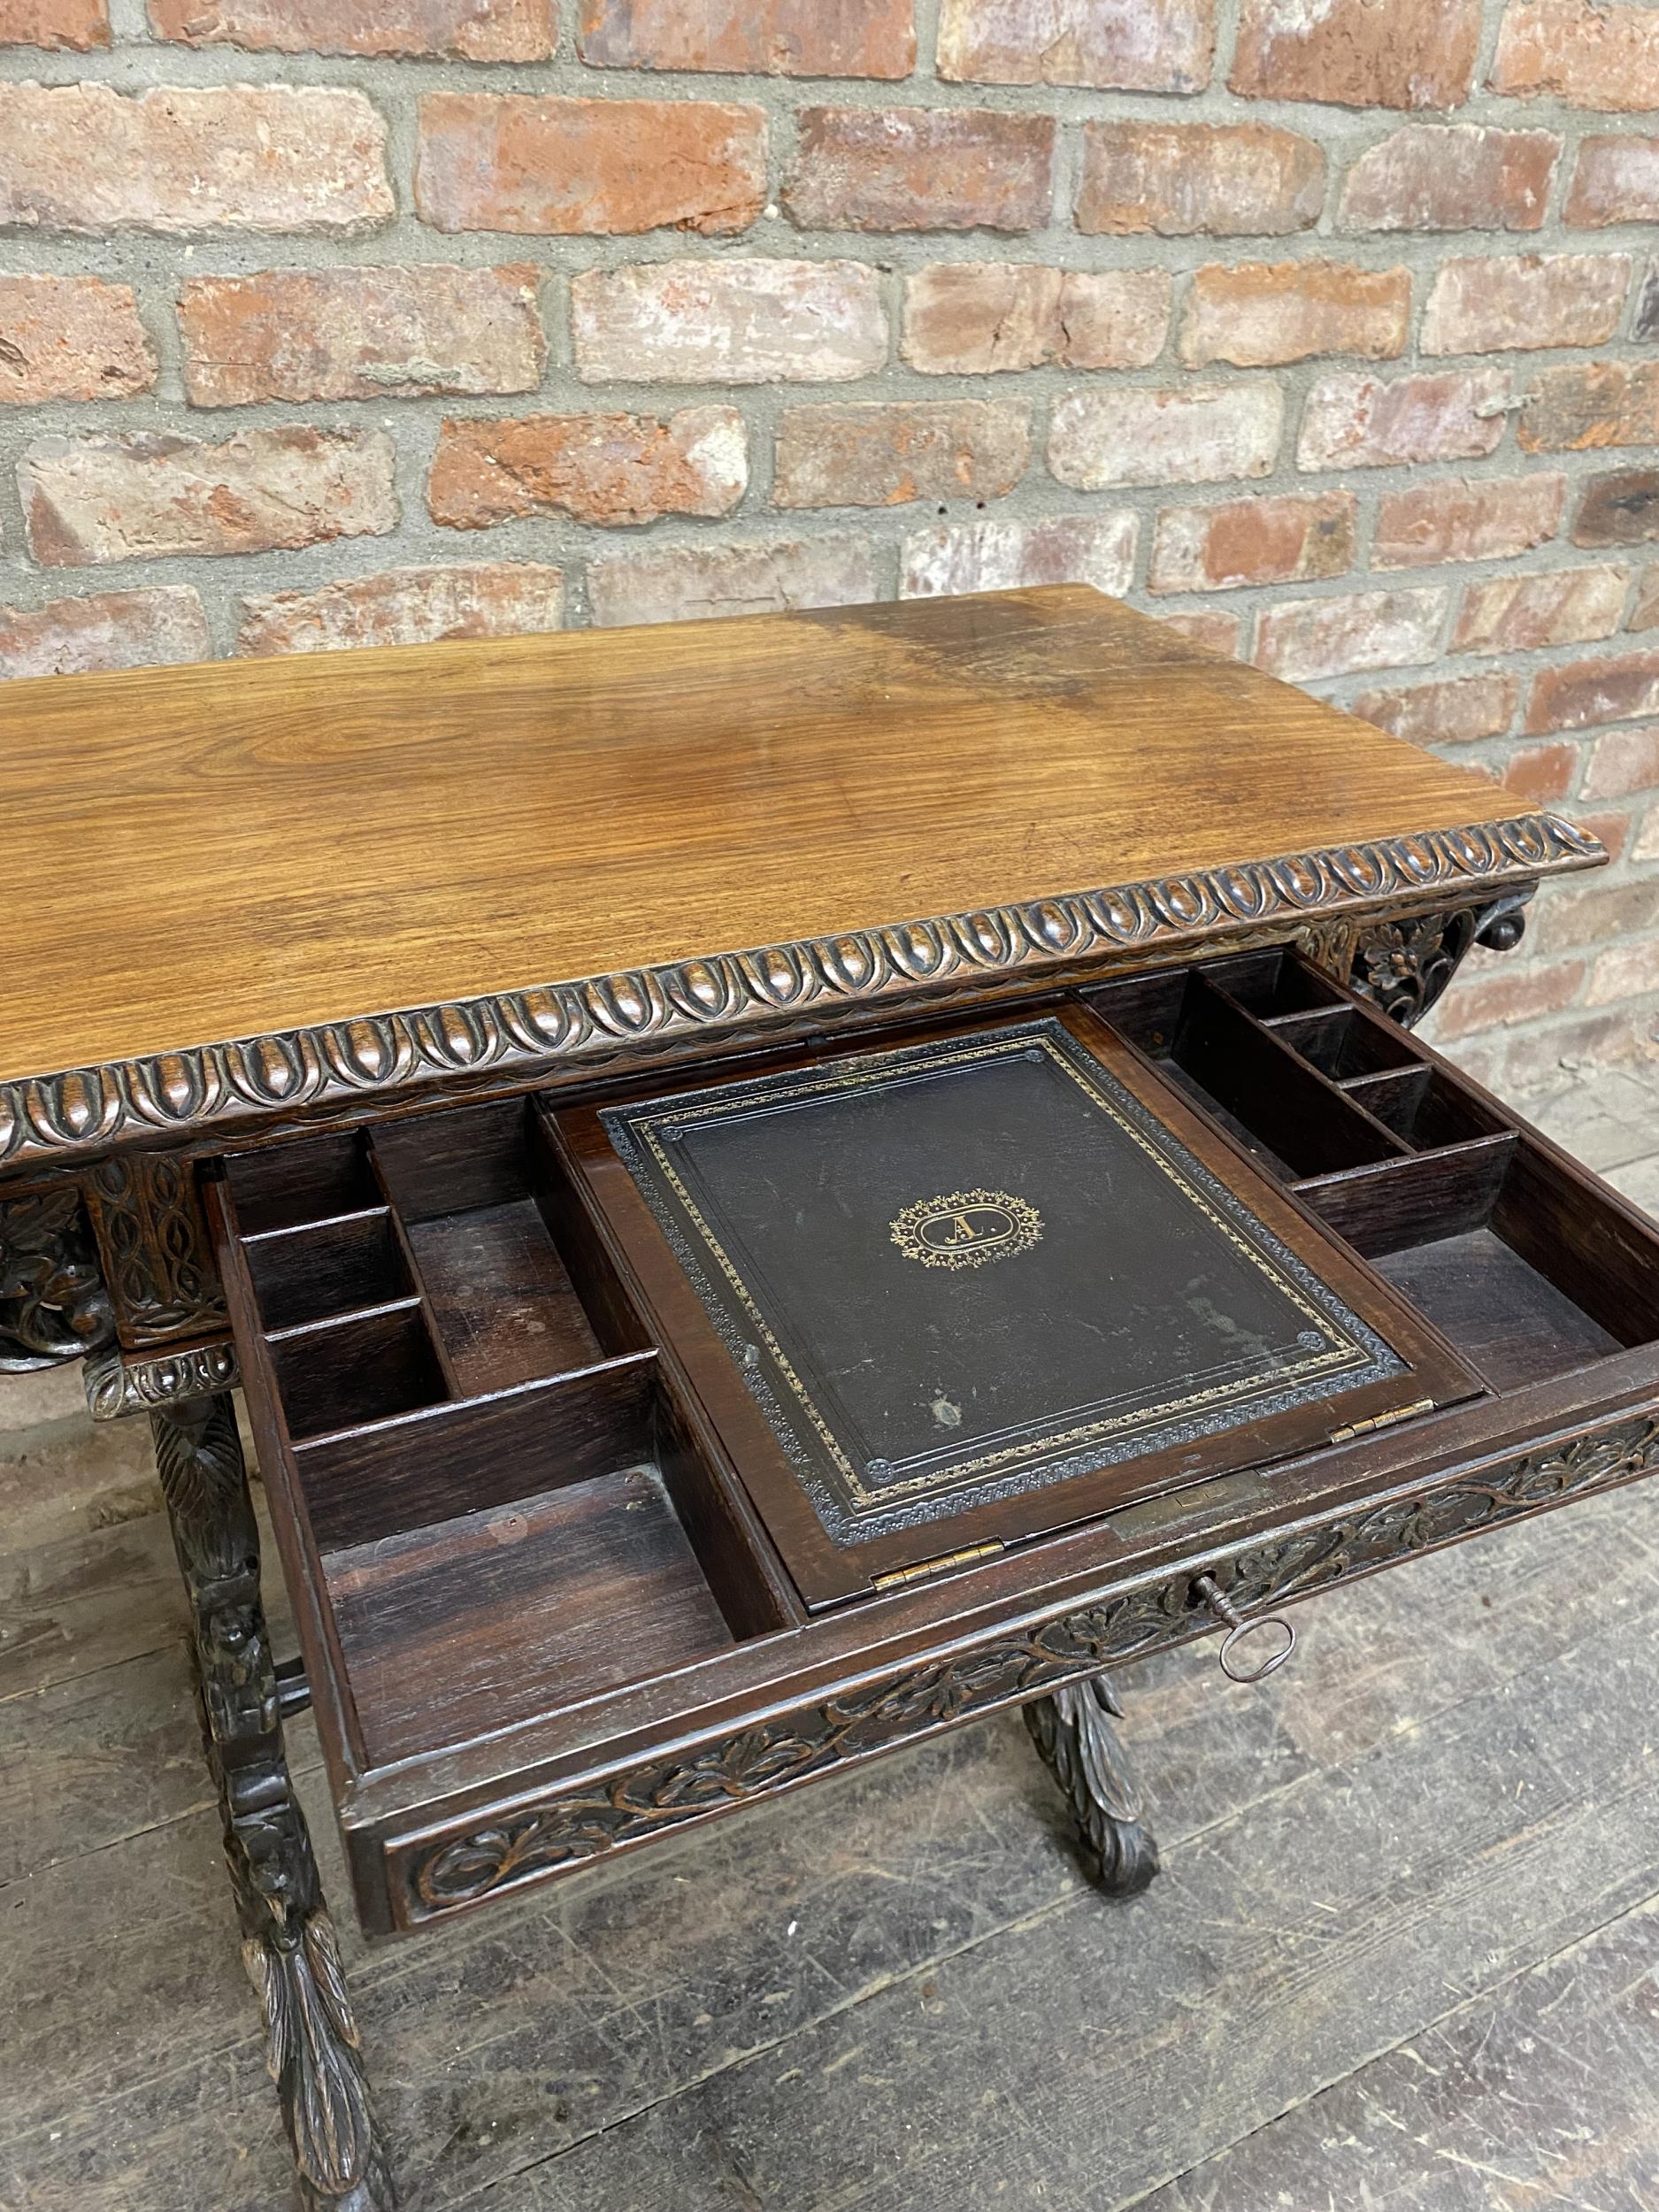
left=625, top=1027, right=1384, bottom=1514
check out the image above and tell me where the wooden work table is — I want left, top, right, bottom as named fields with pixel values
left=4, top=586, right=1641, bottom=2212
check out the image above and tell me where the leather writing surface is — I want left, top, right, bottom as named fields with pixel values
left=604, top=1021, right=1404, bottom=1547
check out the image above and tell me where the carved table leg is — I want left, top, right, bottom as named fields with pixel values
left=152, top=1394, right=395, bottom=2211
left=1024, top=1676, right=1159, bottom=1898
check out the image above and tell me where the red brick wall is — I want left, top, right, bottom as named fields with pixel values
left=2, top=0, right=1657, bottom=1085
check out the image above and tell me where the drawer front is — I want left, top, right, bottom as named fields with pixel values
left=211, top=943, right=1659, bottom=1934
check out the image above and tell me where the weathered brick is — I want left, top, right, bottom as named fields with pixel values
left=428, top=407, right=745, bottom=527
left=19, top=426, right=397, bottom=566
left=1076, top=121, right=1322, bottom=237
left=588, top=535, right=883, bottom=627
left=1565, top=136, right=1659, bottom=226
left=571, top=259, right=887, bottom=384
left=178, top=265, right=543, bottom=407
left=1374, top=472, right=1564, bottom=570
left=1351, top=671, right=1520, bottom=745
left=1575, top=468, right=1659, bottom=548
left=785, top=107, right=1055, bottom=233
left=1585, top=940, right=1659, bottom=1007
left=1519, top=361, right=1659, bottom=453
left=1434, top=958, right=1586, bottom=1039
left=0, top=84, right=391, bottom=235
left=1453, top=566, right=1628, bottom=655
left=1157, top=609, right=1244, bottom=657
left=1148, top=490, right=1355, bottom=594
left=576, top=0, right=915, bottom=75
left=1633, top=268, right=1659, bottom=342
left=902, top=265, right=1170, bottom=374
left=1577, top=806, right=1633, bottom=859
left=901, top=512, right=1137, bottom=599
left=237, top=563, right=565, bottom=657
left=1049, top=383, right=1281, bottom=490
left=0, top=587, right=207, bottom=680
left=1492, top=0, right=1659, bottom=112
left=0, top=0, right=106, bottom=47
left=416, top=96, right=765, bottom=236
left=1536, top=875, right=1659, bottom=952
left=1254, top=587, right=1448, bottom=682
left=1631, top=566, right=1659, bottom=630
left=1339, top=126, right=1558, bottom=233
left=1584, top=723, right=1659, bottom=798
left=1297, top=368, right=1509, bottom=472
left=0, top=275, right=152, bottom=403
left=1232, top=0, right=1481, bottom=109
left=1179, top=259, right=1409, bottom=370
left=938, top=0, right=1214, bottom=93
left=1422, top=254, right=1630, bottom=356
left=1503, top=741, right=1579, bottom=801
left=1527, top=649, right=1659, bottom=732
left=773, top=400, right=1029, bottom=509
left=150, top=0, right=552, bottom=58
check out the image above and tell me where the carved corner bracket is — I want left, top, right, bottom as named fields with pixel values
left=0, top=1186, right=116, bottom=1372
left=86, top=1338, right=240, bottom=1421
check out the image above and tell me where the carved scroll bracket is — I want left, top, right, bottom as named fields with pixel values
left=1345, top=891, right=1532, bottom=1030
left=0, top=1187, right=116, bottom=1372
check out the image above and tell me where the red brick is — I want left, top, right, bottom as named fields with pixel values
left=1433, top=957, right=1586, bottom=1040
left=1340, top=126, right=1558, bottom=233
left=902, top=264, right=1170, bottom=374
left=178, top=265, right=542, bottom=407
left=1634, top=802, right=1659, bottom=861
left=237, top=563, right=565, bottom=657
left=1630, top=566, right=1659, bottom=630
left=1050, top=382, right=1282, bottom=490
left=1422, top=254, right=1631, bottom=356
left=416, top=96, right=765, bottom=237
left=19, top=426, right=396, bottom=566
left=1585, top=940, right=1659, bottom=1008
left=938, top=0, right=1214, bottom=93
left=1536, top=875, right=1659, bottom=951
left=0, top=275, right=152, bottom=403
left=0, top=0, right=106, bottom=47
left=1492, top=0, right=1659, bottom=111
left=1527, top=650, right=1659, bottom=732
left=0, top=84, right=391, bottom=235
left=1351, top=671, right=1519, bottom=745
left=785, top=107, right=1055, bottom=233
left=1575, top=469, right=1659, bottom=548
left=576, top=0, right=914, bottom=75
left=1157, top=609, right=1244, bottom=657
left=1584, top=724, right=1659, bottom=798
left=1148, top=489, right=1355, bottom=594
left=150, top=0, right=552, bottom=57
left=428, top=407, right=745, bottom=527
left=1232, top=0, right=1481, bottom=109
left=1297, top=368, right=1509, bottom=472
left=1179, top=259, right=1409, bottom=370
left=1374, top=473, right=1563, bottom=571
left=1565, top=136, right=1659, bottom=226
left=1254, top=587, right=1448, bottom=682
left=0, top=587, right=207, bottom=680
left=588, top=535, right=882, bottom=627
left=1076, top=120, right=1322, bottom=237
left=1454, top=566, right=1628, bottom=656
left=1502, top=740, right=1579, bottom=801
left=773, top=399, right=1030, bottom=509
left=1576, top=807, right=1632, bottom=860
left=571, top=259, right=887, bottom=384
left=1520, top=361, right=1659, bottom=453
left=901, top=511, right=1138, bottom=599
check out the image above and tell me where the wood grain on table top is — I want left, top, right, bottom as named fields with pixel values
left=1, top=585, right=1563, bottom=1084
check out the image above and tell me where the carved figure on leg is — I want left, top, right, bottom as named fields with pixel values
left=1024, top=1674, right=1159, bottom=1897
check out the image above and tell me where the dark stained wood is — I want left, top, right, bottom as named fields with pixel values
left=406, top=1203, right=603, bottom=1394
left=0, top=588, right=1551, bottom=1091
left=242, top=1211, right=412, bottom=1335
left=325, top=1466, right=737, bottom=1767
left=225, top=1133, right=380, bottom=1238
left=267, top=1304, right=449, bottom=1442
left=1292, top=1140, right=1517, bottom=1258
left=1375, top=1229, right=1625, bottom=1392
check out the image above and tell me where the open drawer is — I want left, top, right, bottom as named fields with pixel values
left=210, top=948, right=1659, bottom=1931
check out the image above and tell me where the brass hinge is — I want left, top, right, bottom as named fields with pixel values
left=1329, top=1397, right=1434, bottom=1446
left=872, top=1540, right=1005, bottom=1591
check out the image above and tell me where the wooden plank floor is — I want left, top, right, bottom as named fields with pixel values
left=4, top=1062, right=1659, bottom=2212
